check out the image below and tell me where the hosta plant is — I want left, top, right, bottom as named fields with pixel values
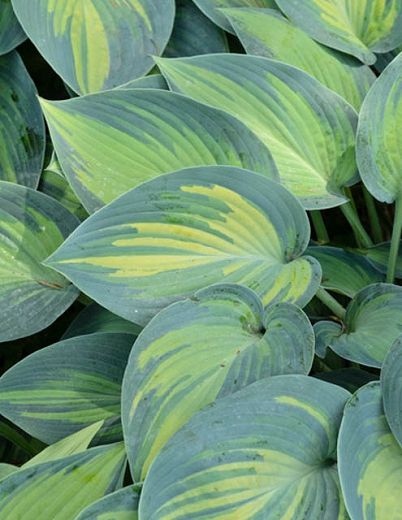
left=2, top=1, right=402, bottom=519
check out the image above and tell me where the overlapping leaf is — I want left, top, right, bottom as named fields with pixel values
left=276, top=0, right=402, bottom=65
left=157, top=53, right=358, bottom=209
left=41, top=89, right=277, bottom=212
left=224, top=8, right=375, bottom=109
left=122, top=284, right=314, bottom=480
left=76, top=486, right=140, bottom=520
left=315, top=368, right=378, bottom=393
left=361, top=241, right=402, bottom=277
left=140, top=375, right=350, bottom=519
left=0, top=443, right=126, bottom=520
left=0, top=52, right=45, bottom=187
left=338, top=382, right=402, bottom=520
left=11, top=0, right=175, bottom=94
left=0, top=0, right=26, bottom=55
left=0, top=333, right=133, bottom=443
left=45, top=166, right=321, bottom=325
left=0, top=181, right=79, bottom=342
left=381, top=337, right=402, bottom=448
left=315, top=283, right=402, bottom=367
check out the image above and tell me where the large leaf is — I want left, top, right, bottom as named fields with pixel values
left=122, top=284, right=314, bottom=480
left=315, top=283, right=402, bottom=367
left=0, top=333, right=133, bottom=444
left=360, top=241, right=402, bottom=277
left=76, top=486, right=140, bottom=520
left=0, top=443, right=126, bottom=520
left=224, top=8, right=375, bottom=110
left=0, top=181, right=79, bottom=342
left=11, top=0, right=175, bottom=94
left=139, top=375, right=350, bottom=519
left=357, top=53, right=402, bottom=203
left=275, top=0, right=402, bottom=65
left=157, top=53, right=358, bottom=209
left=45, top=166, right=321, bottom=326
left=381, top=337, right=402, bottom=448
left=164, top=0, right=228, bottom=57
left=192, top=0, right=277, bottom=32
left=0, top=51, right=45, bottom=187
left=63, top=303, right=141, bottom=339
left=338, top=382, right=402, bottom=520
left=307, top=245, right=383, bottom=298
left=0, top=0, right=26, bottom=55
left=41, top=89, right=278, bottom=212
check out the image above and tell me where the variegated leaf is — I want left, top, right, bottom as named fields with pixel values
left=0, top=0, right=26, bottom=55
left=76, top=486, right=140, bottom=520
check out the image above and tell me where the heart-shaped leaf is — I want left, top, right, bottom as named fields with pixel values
left=139, top=375, right=350, bottom=519
left=45, top=166, right=321, bottom=325
left=0, top=443, right=126, bottom=520
left=0, top=181, right=79, bottom=342
left=224, top=8, right=375, bottom=109
left=0, top=52, right=45, bottom=188
left=338, top=382, right=402, bottom=520
left=275, top=0, right=402, bottom=65
left=0, top=333, right=134, bottom=444
left=41, top=89, right=277, bottom=212
left=122, top=284, right=314, bottom=480
left=76, top=486, right=140, bottom=520
left=11, top=0, right=175, bottom=94
left=381, top=337, right=402, bottom=448
left=0, top=0, right=26, bottom=55
left=157, top=53, right=358, bottom=209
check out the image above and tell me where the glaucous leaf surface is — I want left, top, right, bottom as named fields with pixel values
left=140, top=375, right=350, bottom=519
left=76, top=486, right=140, bottom=520
left=357, top=53, right=402, bottom=203
left=307, top=246, right=383, bottom=298
left=314, top=283, right=402, bottom=367
left=164, top=0, right=228, bottom=57
left=0, top=443, right=126, bottom=520
left=224, top=7, right=375, bottom=109
left=11, top=0, right=175, bottom=94
left=116, top=73, right=168, bottom=90
left=338, top=382, right=402, bottom=520
left=62, top=303, right=141, bottom=339
left=0, top=51, right=45, bottom=187
left=0, top=0, right=26, bottom=55
left=192, top=0, right=277, bottom=32
left=41, top=89, right=277, bottom=212
left=361, top=241, right=402, bottom=277
left=0, top=181, right=79, bottom=342
left=381, top=337, right=402, bottom=448
left=122, top=284, right=314, bottom=480
left=157, top=53, right=358, bottom=209
left=276, top=0, right=402, bottom=65
left=45, top=166, right=321, bottom=326
left=0, top=465, right=17, bottom=481
left=0, top=333, right=133, bottom=443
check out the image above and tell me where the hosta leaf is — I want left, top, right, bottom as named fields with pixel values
left=0, top=51, right=45, bottom=187
left=275, top=0, right=402, bottom=65
left=224, top=8, right=375, bottom=109
left=192, top=0, right=277, bottom=32
left=41, top=89, right=277, bottom=213
left=381, top=337, right=402, bottom=448
left=0, top=464, right=17, bottom=481
left=164, top=0, right=228, bottom=58
left=338, top=382, right=402, bottom=520
left=45, top=166, right=321, bottom=325
left=0, top=333, right=133, bottom=444
left=0, top=443, right=126, bottom=520
left=0, top=0, right=26, bottom=55
left=63, top=303, right=141, bottom=339
left=357, top=53, right=402, bottom=203
left=76, top=486, right=140, bottom=520
left=314, top=320, right=343, bottom=358
left=0, top=181, right=79, bottom=342
left=307, top=245, right=383, bottom=298
left=315, top=368, right=378, bottom=393
left=157, top=53, right=358, bottom=210
left=122, top=284, right=314, bottom=480
left=117, top=74, right=168, bottom=90
left=318, top=283, right=402, bottom=367
left=11, top=0, right=175, bottom=95
left=140, top=375, right=350, bottom=519
left=23, top=421, right=104, bottom=469
left=361, top=241, right=402, bottom=277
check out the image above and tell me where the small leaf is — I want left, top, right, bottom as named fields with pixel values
left=76, top=486, right=140, bottom=520
left=122, top=284, right=314, bottom=480
left=381, top=336, right=402, bottom=448
left=139, top=375, right=350, bottom=519
left=338, top=382, right=402, bottom=520
left=45, top=166, right=321, bottom=325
